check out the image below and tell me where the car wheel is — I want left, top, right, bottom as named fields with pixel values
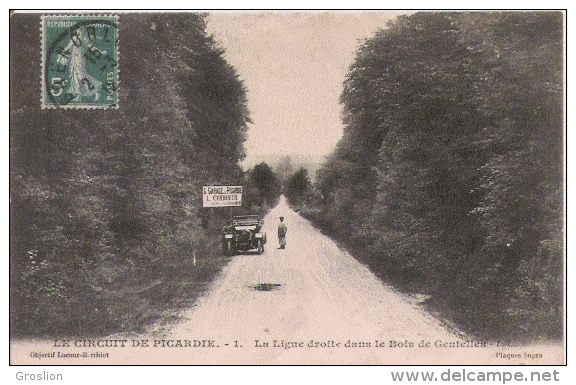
left=257, top=240, right=263, bottom=255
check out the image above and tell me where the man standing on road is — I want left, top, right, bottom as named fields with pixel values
left=278, top=216, right=287, bottom=249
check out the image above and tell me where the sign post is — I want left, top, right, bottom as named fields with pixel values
left=202, top=186, right=243, bottom=208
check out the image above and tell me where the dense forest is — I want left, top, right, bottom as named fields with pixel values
left=10, top=14, right=281, bottom=337
left=297, top=12, right=563, bottom=340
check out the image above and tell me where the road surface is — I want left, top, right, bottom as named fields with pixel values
left=10, top=197, right=564, bottom=364
left=152, top=196, right=465, bottom=364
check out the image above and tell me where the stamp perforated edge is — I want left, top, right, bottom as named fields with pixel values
left=40, top=14, right=120, bottom=110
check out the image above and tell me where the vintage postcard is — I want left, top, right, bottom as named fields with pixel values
left=10, top=10, right=565, bottom=366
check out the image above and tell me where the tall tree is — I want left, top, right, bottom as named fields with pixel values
left=312, top=11, right=563, bottom=339
left=10, top=13, right=251, bottom=337
left=285, top=167, right=313, bottom=206
left=250, top=162, right=282, bottom=206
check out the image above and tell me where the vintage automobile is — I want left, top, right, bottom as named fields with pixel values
left=222, top=215, right=266, bottom=256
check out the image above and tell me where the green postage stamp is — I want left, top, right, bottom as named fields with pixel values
left=42, top=15, right=119, bottom=108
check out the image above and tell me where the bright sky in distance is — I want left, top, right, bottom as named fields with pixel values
left=207, top=11, right=408, bottom=165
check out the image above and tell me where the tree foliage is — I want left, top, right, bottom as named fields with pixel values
left=243, top=162, right=282, bottom=210
left=10, top=14, right=251, bottom=337
left=285, top=167, right=314, bottom=207
left=311, top=12, right=563, bottom=340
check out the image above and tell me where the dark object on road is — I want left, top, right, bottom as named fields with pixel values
left=223, top=215, right=267, bottom=256
left=251, top=283, right=282, bottom=292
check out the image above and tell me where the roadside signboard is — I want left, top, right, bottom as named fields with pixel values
left=203, top=186, right=243, bottom=207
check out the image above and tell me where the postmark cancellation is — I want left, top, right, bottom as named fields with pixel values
left=41, top=15, right=119, bottom=109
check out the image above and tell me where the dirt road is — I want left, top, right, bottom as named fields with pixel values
left=153, top=196, right=466, bottom=364
left=10, top=197, right=563, bottom=365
